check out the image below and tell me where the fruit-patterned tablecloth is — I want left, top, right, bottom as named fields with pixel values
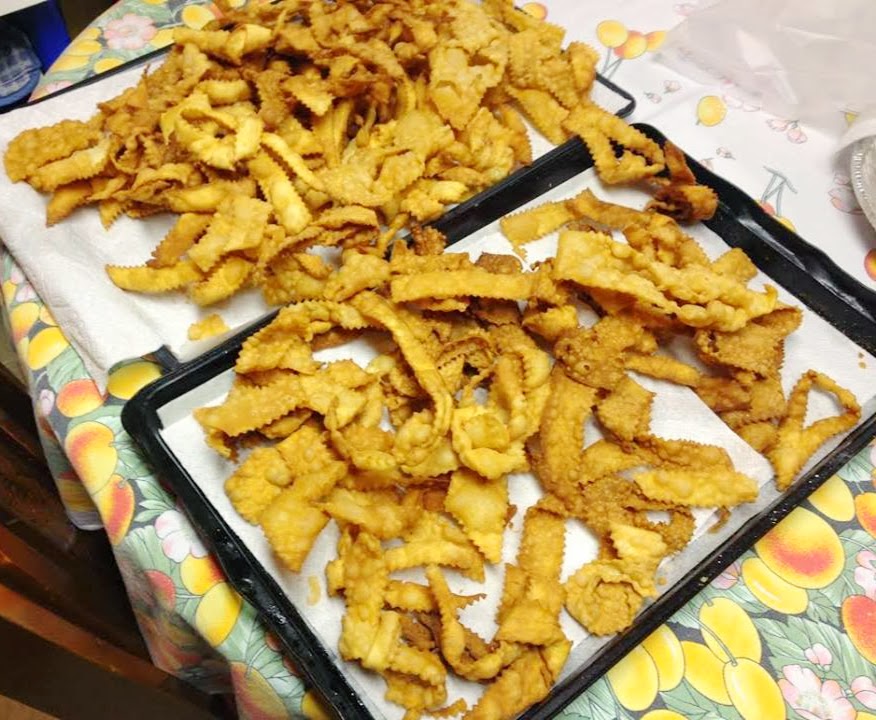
left=3, top=1, right=875, bottom=718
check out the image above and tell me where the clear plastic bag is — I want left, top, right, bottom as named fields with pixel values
left=658, top=0, right=876, bottom=125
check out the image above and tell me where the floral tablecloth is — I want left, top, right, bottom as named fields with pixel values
left=4, top=1, right=875, bottom=718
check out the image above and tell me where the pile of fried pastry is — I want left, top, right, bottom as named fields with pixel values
left=196, top=190, right=859, bottom=718
left=4, top=0, right=712, bottom=334
left=3, top=1, right=861, bottom=718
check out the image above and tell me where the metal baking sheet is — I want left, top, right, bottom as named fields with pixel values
left=123, top=125, right=876, bottom=720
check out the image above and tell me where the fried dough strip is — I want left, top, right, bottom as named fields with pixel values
left=563, top=103, right=664, bottom=184
left=532, top=367, right=597, bottom=500
left=174, top=24, right=272, bottom=65
left=768, top=370, right=861, bottom=489
left=495, top=507, right=566, bottom=646
left=426, top=566, right=521, bottom=681
left=386, top=531, right=485, bottom=582
left=149, top=213, right=212, bottom=267
left=595, top=375, right=653, bottom=442
left=383, top=671, right=448, bottom=716
left=260, top=132, right=325, bottom=191
left=106, top=259, right=203, bottom=292
left=624, top=354, right=701, bottom=387
left=384, top=581, right=482, bottom=614
left=261, top=458, right=347, bottom=572
left=248, top=150, right=312, bottom=235
left=391, top=269, right=534, bottom=303
left=338, top=531, right=393, bottom=662
left=235, top=300, right=370, bottom=374
left=188, top=256, right=254, bottom=306
left=5, top=117, right=102, bottom=182
left=444, top=468, right=508, bottom=563
left=633, top=468, right=758, bottom=507
left=195, top=365, right=370, bottom=437
left=464, top=641, right=570, bottom=720
left=507, top=87, right=569, bottom=145
left=554, top=230, right=778, bottom=332
left=350, top=292, right=453, bottom=470
left=31, top=139, right=112, bottom=192
left=499, top=201, right=574, bottom=253
left=224, top=446, right=289, bottom=523
left=694, top=305, right=802, bottom=376
left=188, top=196, right=271, bottom=272
left=46, top=181, right=94, bottom=225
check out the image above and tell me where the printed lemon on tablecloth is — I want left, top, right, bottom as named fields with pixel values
left=64, top=420, right=118, bottom=494
left=754, top=507, right=844, bottom=589
left=855, top=493, right=876, bottom=538
left=696, top=96, right=727, bottom=127
left=181, top=554, right=224, bottom=596
left=641, top=624, right=684, bottom=691
left=27, top=326, right=69, bottom=369
left=681, top=641, right=731, bottom=705
left=606, top=645, right=659, bottom=711
left=596, top=19, right=627, bottom=48
left=615, top=30, right=647, bottom=59
left=229, top=662, right=288, bottom=719
left=67, top=40, right=101, bottom=57
left=38, top=305, right=57, bottom=326
left=301, top=690, right=332, bottom=720
left=195, top=582, right=242, bottom=647
left=181, top=4, right=221, bottom=30
left=865, top=250, right=876, bottom=281
left=2, top=280, right=15, bottom=305
left=594, top=20, right=665, bottom=79
left=150, top=28, right=175, bottom=48
left=50, top=54, right=91, bottom=72
left=724, top=658, right=786, bottom=720
left=642, top=712, right=687, bottom=720
left=107, top=360, right=162, bottom=400
left=740, top=557, right=808, bottom=614
left=809, top=475, right=856, bottom=521
left=9, top=302, right=38, bottom=343
left=94, top=58, right=124, bottom=74
left=699, top=598, right=761, bottom=663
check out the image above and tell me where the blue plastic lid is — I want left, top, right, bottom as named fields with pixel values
left=0, top=19, right=42, bottom=108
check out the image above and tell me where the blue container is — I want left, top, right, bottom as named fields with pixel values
left=0, top=19, right=42, bottom=109
left=6, top=0, right=70, bottom=71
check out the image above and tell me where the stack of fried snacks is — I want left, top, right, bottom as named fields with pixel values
left=194, top=187, right=860, bottom=718
left=4, top=0, right=714, bottom=337
left=3, top=0, right=717, bottom=325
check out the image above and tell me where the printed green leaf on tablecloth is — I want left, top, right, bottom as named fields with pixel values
left=45, top=345, right=88, bottom=391
left=560, top=677, right=632, bottom=720
left=759, top=615, right=874, bottom=684
left=660, top=680, right=743, bottom=720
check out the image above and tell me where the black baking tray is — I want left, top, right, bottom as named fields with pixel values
left=123, top=125, right=876, bottom=720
